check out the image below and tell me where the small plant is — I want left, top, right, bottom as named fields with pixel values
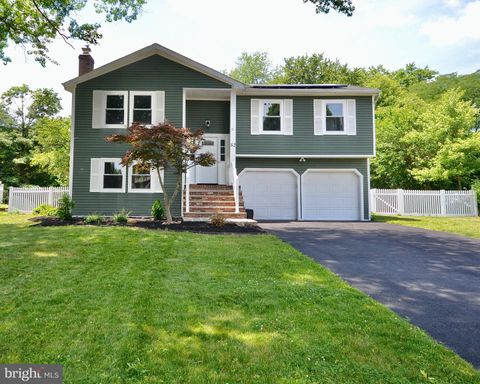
left=56, top=193, right=75, bottom=220
left=85, top=213, right=104, bottom=224
left=210, top=213, right=225, bottom=227
left=113, top=208, right=130, bottom=223
left=33, top=204, right=57, bottom=216
left=151, top=199, right=165, bottom=221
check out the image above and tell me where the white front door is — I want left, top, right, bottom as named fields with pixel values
left=195, top=137, right=219, bottom=184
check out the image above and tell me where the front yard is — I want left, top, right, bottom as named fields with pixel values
left=0, top=213, right=478, bottom=383
left=373, top=214, right=480, bottom=239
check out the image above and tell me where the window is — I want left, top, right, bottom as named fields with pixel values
left=132, top=95, right=152, bottom=125
left=103, top=161, right=123, bottom=189
left=325, top=102, right=344, bottom=132
left=131, top=163, right=151, bottom=190
left=220, top=139, right=226, bottom=161
left=105, top=95, right=125, bottom=125
left=262, top=101, right=282, bottom=132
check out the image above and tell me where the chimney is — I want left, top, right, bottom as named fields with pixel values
left=78, top=46, right=94, bottom=76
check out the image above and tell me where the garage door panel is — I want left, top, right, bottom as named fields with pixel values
left=240, top=170, right=297, bottom=220
left=302, top=170, right=361, bottom=221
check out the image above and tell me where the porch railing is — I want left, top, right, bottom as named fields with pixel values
left=230, top=162, right=240, bottom=214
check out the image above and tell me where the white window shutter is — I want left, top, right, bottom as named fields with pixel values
left=346, top=99, right=357, bottom=135
left=250, top=99, right=261, bottom=135
left=151, top=167, right=164, bottom=193
left=92, top=91, right=105, bottom=128
left=153, top=91, right=165, bottom=125
left=283, top=99, right=293, bottom=135
left=90, top=158, right=101, bottom=192
left=313, top=100, right=325, bottom=135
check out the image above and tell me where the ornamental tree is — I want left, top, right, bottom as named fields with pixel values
left=106, top=122, right=215, bottom=223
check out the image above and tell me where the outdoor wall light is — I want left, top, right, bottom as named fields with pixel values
left=299, top=157, right=306, bottom=163
left=204, top=120, right=211, bottom=128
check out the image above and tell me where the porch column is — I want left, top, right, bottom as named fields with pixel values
left=229, top=90, right=237, bottom=185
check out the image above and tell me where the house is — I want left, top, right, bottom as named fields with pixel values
left=63, top=44, right=379, bottom=221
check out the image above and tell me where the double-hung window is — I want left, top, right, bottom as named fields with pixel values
left=130, top=92, right=154, bottom=126
left=89, top=158, right=126, bottom=192
left=325, top=102, right=345, bottom=132
left=250, top=99, right=293, bottom=135
left=262, top=101, right=282, bottom=132
left=103, top=160, right=124, bottom=190
left=105, top=95, right=126, bottom=125
left=130, top=163, right=152, bottom=191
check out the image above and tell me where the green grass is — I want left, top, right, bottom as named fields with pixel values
left=0, top=213, right=479, bottom=384
left=373, top=214, right=480, bottom=239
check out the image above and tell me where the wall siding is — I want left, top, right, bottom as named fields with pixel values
left=72, top=55, right=230, bottom=216
left=236, top=157, right=370, bottom=219
left=186, top=100, right=230, bottom=134
left=236, top=96, right=374, bottom=156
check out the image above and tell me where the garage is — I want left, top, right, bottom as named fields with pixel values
left=301, top=169, right=363, bottom=221
left=239, top=169, right=299, bottom=220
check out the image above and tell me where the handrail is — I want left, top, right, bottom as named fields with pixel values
left=231, top=163, right=240, bottom=214
left=185, top=168, right=192, bottom=213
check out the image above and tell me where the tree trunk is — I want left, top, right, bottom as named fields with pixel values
left=155, top=168, right=173, bottom=224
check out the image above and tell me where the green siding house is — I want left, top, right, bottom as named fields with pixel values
left=63, top=44, right=379, bottom=221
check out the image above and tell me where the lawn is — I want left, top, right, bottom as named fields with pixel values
left=373, top=214, right=480, bottom=239
left=0, top=213, right=479, bottom=383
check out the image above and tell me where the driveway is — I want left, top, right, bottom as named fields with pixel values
left=260, top=221, right=480, bottom=368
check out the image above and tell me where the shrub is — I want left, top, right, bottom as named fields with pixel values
left=472, top=179, right=480, bottom=212
left=33, top=204, right=57, bottom=216
left=151, top=199, right=165, bottom=221
left=85, top=213, right=104, bottom=224
left=56, top=193, right=75, bottom=220
left=210, top=213, right=225, bottom=227
left=113, top=208, right=130, bottom=223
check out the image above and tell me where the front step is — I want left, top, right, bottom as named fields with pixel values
left=184, top=184, right=247, bottom=219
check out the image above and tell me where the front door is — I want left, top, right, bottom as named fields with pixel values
left=195, top=137, right=219, bottom=184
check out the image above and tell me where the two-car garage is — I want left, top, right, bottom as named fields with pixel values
left=239, top=168, right=364, bottom=221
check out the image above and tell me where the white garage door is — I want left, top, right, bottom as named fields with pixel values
left=302, top=170, right=362, bottom=220
left=239, top=169, right=298, bottom=220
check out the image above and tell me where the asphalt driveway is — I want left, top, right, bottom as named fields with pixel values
left=260, top=221, right=480, bottom=368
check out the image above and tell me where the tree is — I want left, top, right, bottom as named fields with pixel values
left=31, top=117, right=71, bottom=185
left=392, top=63, right=437, bottom=88
left=276, top=53, right=366, bottom=85
left=304, top=0, right=355, bottom=16
left=229, top=52, right=278, bottom=84
left=1, top=0, right=146, bottom=66
left=107, top=122, right=216, bottom=223
left=1, top=84, right=61, bottom=137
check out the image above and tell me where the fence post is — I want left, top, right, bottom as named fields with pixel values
left=8, top=187, right=13, bottom=213
left=371, top=189, right=377, bottom=213
left=472, top=189, right=479, bottom=217
left=48, top=187, right=54, bottom=205
left=397, top=189, right=404, bottom=215
left=440, top=190, right=446, bottom=216
left=0, top=183, right=3, bottom=204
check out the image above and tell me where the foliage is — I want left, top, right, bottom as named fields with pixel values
left=56, top=193, right=75, bottom=220
left=0, top=0, right=146, bottom=66
left=151, top=199, right=165, bottom=221
left=31, top=117, right=70, bottom=185
left=85, top=213, right=104, bottom=224
left=107, top=122, right=216, bottom=223
left=0, top=213, right=479, bottom=383
left=210, top=213, right=225, bottom=227
left=113, top=208, right=130, bottom=223
left=472, top=179, right=480, bottom=209
left=373, top=215, right=480, bottom=239
left=32, top=204, right=57, bottom=216
left=228, top=52, right=279, bottom=84
left=304, top=0, right=355, bottom=16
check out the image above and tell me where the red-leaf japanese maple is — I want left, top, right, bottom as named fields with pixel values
left=106, top=122, right=215, bottom=223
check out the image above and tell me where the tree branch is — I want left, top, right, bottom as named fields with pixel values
left=31, top=0, right=74, bottom=49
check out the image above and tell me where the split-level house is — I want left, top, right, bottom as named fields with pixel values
left=63, top=44, right=379, bottom=221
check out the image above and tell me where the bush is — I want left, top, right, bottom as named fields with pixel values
left=85, top=213, right=104, bottom=224
left=151, top=199, right=165, bottom=221
left=472, top=179, right=480, bottom=212
left=113, top=208, right=130, bottom=223
left=210, top=213, right=225, bottom=227
left=56, top=193, right=75, bottom=220
left=33, top=204, right=57, bottom=216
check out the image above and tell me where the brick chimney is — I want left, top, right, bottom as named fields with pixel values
left=78, top=46, right=94, bottom=76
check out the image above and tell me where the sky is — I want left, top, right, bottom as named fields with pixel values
left=1, top=0, right=480, bottom=114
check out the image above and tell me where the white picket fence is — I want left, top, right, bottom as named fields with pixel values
left=371, top=189, right=478, bottom=217
left=8, top=187, right=69, bottom=213
left=0, top=183, right=4, bottom=204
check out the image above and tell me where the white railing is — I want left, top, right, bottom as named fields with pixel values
left=230, top=162, right=240, bottom=214
left=8, top=187, right=69, bottom=213
left=0, top=182, right=4, bottom=204
left=371, top=188, right=478, bottom=217
left=184, top=168, right=192, bottom=213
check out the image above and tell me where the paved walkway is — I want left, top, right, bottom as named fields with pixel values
left=260, top=221, right=480, bottom=368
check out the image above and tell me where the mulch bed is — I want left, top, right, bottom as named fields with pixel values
left=29, top=216, right=265, bottom=234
